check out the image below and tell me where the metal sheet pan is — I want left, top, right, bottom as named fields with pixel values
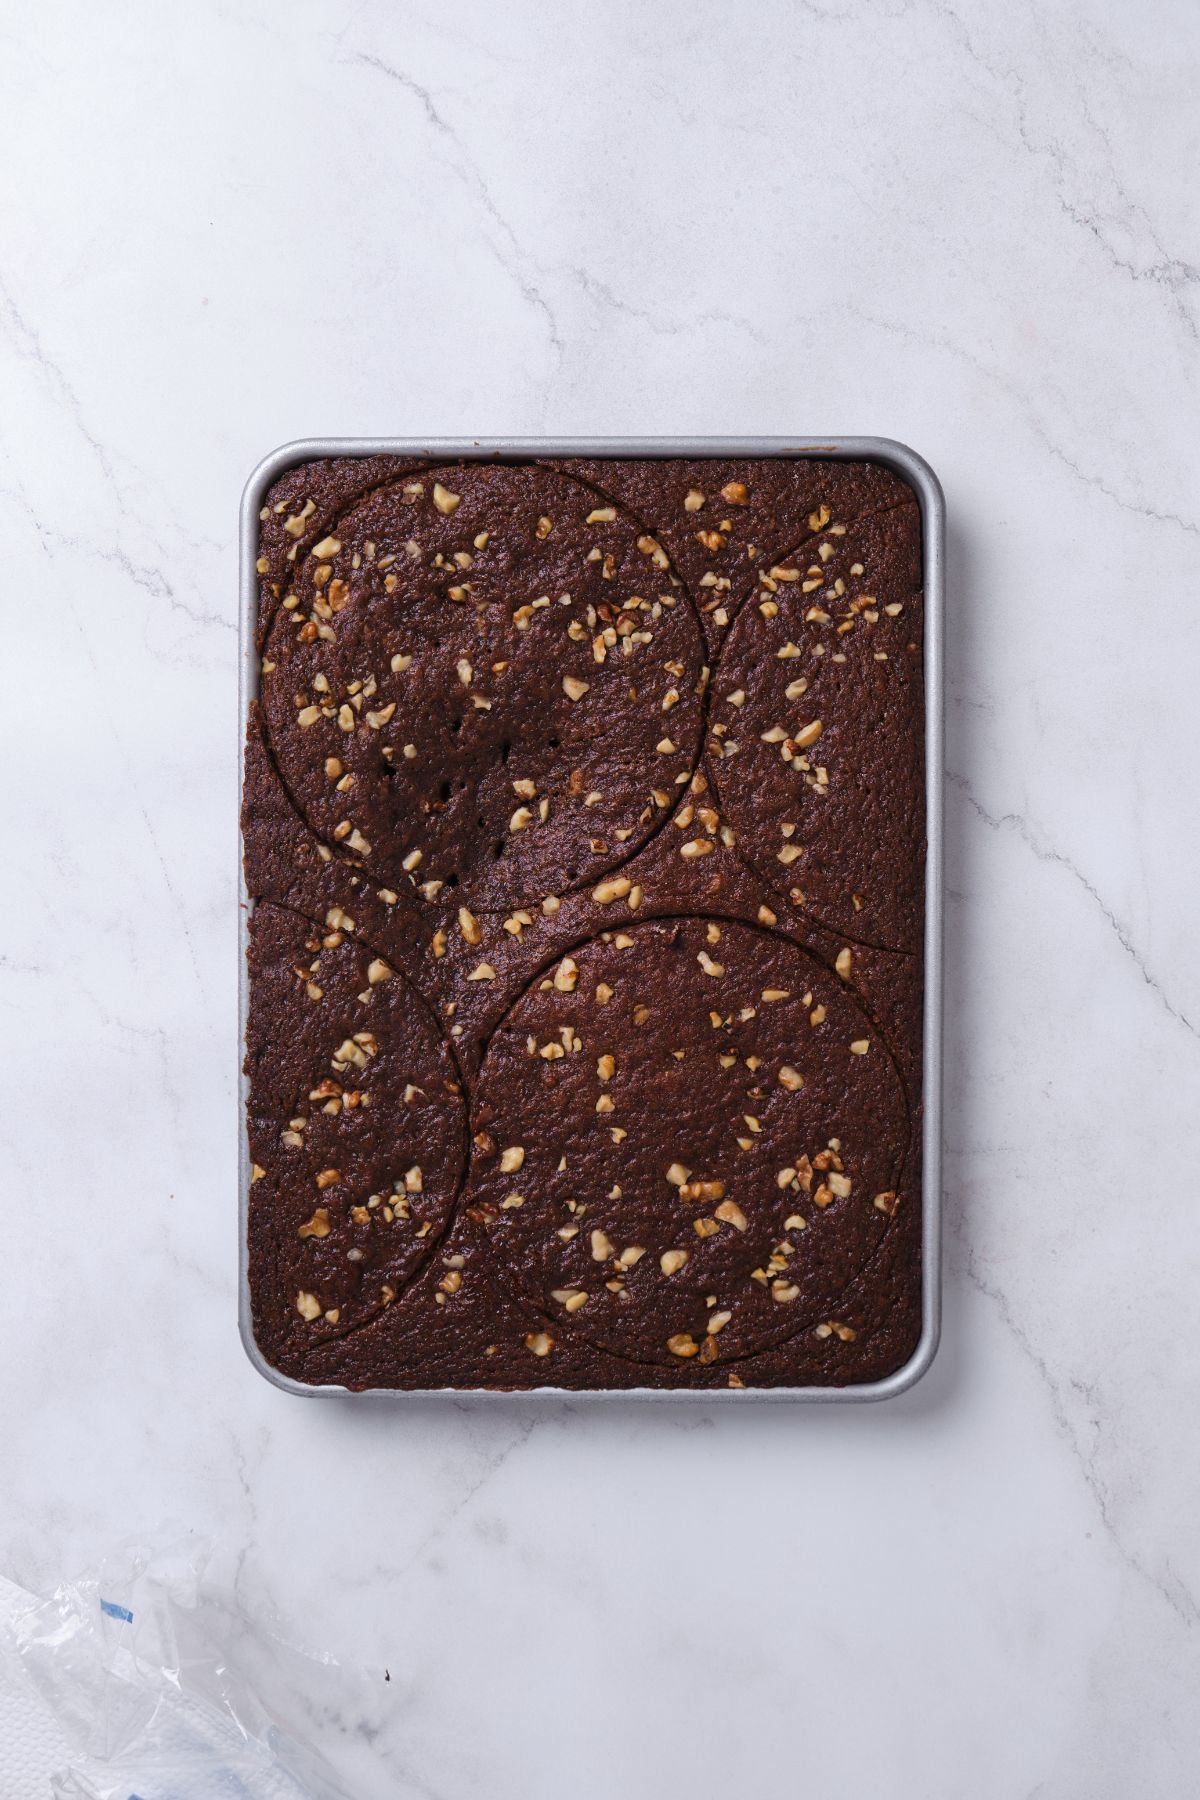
left=239, top=437, right=943, bottom=1401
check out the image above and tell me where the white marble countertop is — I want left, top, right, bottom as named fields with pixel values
left=2, top=2, right=1198, bottom=1794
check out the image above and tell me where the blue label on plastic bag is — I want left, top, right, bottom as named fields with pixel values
left=100, top=1598, right=134, bottom=1623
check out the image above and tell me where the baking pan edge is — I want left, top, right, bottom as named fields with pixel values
left=238, top=437, right=944, bottom=1403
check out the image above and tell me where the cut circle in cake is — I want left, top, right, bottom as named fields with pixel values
left=245, top=901, right=467, bottom=1349
left=465, top=916, right=909, bottom=1369
left=259, top=465, right=706, bottom=913
left=708, top=503, right=923, bottom=951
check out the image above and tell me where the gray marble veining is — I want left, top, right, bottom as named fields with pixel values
left=1, top=1, right=1197, bottom=1795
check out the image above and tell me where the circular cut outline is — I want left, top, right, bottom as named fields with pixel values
left=464, top=913, right=911, bottom=1371
left=250, top=902, right=471, bottom=1355
left=259, top=464, right=711, bottom=916
left=703, top=531, right=924, bottom=954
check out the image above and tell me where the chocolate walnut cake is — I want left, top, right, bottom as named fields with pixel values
left=242, top=454, right=925, bottom=1390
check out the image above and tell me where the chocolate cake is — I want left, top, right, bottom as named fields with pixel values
left=242, top=454, right=926, bottom=1390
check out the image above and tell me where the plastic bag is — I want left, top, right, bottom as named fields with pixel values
left=11, top=1536, right=353, bottom=1800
